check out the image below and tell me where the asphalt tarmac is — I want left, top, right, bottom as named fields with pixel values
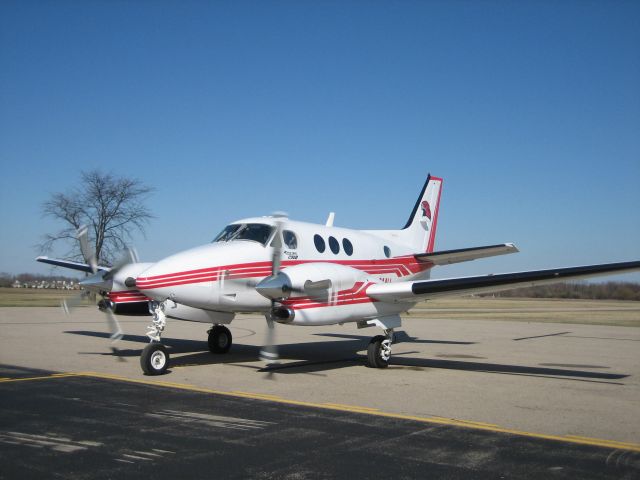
left=1, top=365, right=638, bottom=479
left=1, top=306, right=640, bottom=478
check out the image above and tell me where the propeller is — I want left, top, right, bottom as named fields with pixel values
left=258, top=216, right=286, bottom=365
left=61, top=225, right=135, bottom=357
left=255, top=215, right=334, bottom=366
left=60, top=226, right=98, bottom=314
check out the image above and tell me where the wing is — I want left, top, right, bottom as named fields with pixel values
left=415, top=243, right=518, bottom=266
left=36, top=256, right=110, bottom=273
left=367, top=261, right=640, bottom=302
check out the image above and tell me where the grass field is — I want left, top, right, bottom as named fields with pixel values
left=411, top=297, right=640, bottom=327
left=0, top=288, right=95, bottom=308
left=1, top=288, right=639, bottom=327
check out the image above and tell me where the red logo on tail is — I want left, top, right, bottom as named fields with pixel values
left=421, top=201, right=432, bottom=220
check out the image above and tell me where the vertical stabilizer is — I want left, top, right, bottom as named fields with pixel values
left=402, top=175, right=443, bottom=252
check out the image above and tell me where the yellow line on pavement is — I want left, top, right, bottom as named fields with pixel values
left=0, top=373, right=81, bottom=383
left=450, top=419, right=499, bottom=428
left=231, top=391, right=283, bottom=400
left=2, top=371, right=640, bottom=453
left=322, top=403, right=380, bottom=412
left=563, top=435, right=640, bottom=450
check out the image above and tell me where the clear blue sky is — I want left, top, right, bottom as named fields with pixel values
left=1, top=1, right=639, bottom=282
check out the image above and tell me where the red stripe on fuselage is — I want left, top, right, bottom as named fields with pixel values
left=136, top=258, right=431, bottom=290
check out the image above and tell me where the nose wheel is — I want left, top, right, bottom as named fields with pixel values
left=140, top=343, right=169, bottom=375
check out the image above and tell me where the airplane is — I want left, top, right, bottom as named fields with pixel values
left=37, top=175, right=640, bottom=375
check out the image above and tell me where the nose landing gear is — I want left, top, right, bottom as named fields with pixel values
left=141, top=301, right=170, bottom=375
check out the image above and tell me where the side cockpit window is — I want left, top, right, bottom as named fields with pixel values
left=213, top=223, right=274, bottom=246
left=283, top=230, right=298, bottom=249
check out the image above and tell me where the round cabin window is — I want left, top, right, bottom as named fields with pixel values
left=314, top=234, right=326, bottom=253
left=342, top=238, right=353, bottom=256
left=329, top=236, right=340, bottom=254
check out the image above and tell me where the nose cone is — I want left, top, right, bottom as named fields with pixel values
left=135, top=242, right=271, bottom=306
left=135, top=249, right=204, bottom=301
left=255, top=272, right=292, bottom=300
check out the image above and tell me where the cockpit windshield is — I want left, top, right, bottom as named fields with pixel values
left=212, top=223, right=274, bottom=246
left=212, top=224, right=242, bottom=243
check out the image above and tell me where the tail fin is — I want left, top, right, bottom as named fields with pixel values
left=402, top=175, right=443, bottom=252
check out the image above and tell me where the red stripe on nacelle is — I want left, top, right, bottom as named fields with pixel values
left=108, top=291, right=150, bottom=303
left=280, top=281, right=377, bottom=310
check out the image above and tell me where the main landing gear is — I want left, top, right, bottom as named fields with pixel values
left=366, top=329, right=394, bottom=369
left=208, top=325, right=232, bottom=354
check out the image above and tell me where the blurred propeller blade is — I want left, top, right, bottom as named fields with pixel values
left=104, top=247, right=139, bottom=280
left=61, top=291, right=88, bottom=315
left=106, top=308, right=125, bottom=360
left=271, top=217, right=284, bottom=277
left=106, top=308, right=123, bottom=343
left=77, top=225, right=97, bottom=274
left=259, top=315, right=279, bottom=365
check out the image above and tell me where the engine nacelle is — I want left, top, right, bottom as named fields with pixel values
left=266, top=263, right=409, bottom=326
left=283, top=262, right=365, bottom=295
left=101, top=296, right=151, bottom=316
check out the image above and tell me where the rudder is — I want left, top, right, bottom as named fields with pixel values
left=402, top=174, right=443, bottom=252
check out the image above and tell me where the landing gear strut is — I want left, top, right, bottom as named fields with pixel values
left=141, top=301, right=170, bottom=375
left=367, top=329, right=394, bottom=369
left=208, top=325, right=232, bottom=354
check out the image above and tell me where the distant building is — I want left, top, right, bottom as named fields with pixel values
left=9, top=278, right=81, bottom=290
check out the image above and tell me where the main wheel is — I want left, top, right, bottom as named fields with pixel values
left=208, top=325, right=232, bottom=354
left=140, top=343, right=169, bottom=375
left=367, top=335, right=391, bottom=369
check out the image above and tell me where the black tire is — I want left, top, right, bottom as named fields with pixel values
left=367, top=335, right=391, bottom=369
left=208, top=325, right=232, bottom=354
left=140, top=343, right=169, bottom=375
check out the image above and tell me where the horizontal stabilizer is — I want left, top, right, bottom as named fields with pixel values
left=367, top=261, right=640, bottom=302
left=415, top=243, right=518, bottom=266
left=36, top=256, right=110, bottom=273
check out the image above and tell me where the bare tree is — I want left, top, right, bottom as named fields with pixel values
left=40, top=170, right=154, bottom=266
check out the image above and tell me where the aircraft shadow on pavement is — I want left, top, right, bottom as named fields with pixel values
left=315, top=331, right=476, bottom=345
left=65, top=330, right=629, bottom=383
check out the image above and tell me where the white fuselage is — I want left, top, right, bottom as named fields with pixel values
left=135, top=217, right=432, bottom=325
